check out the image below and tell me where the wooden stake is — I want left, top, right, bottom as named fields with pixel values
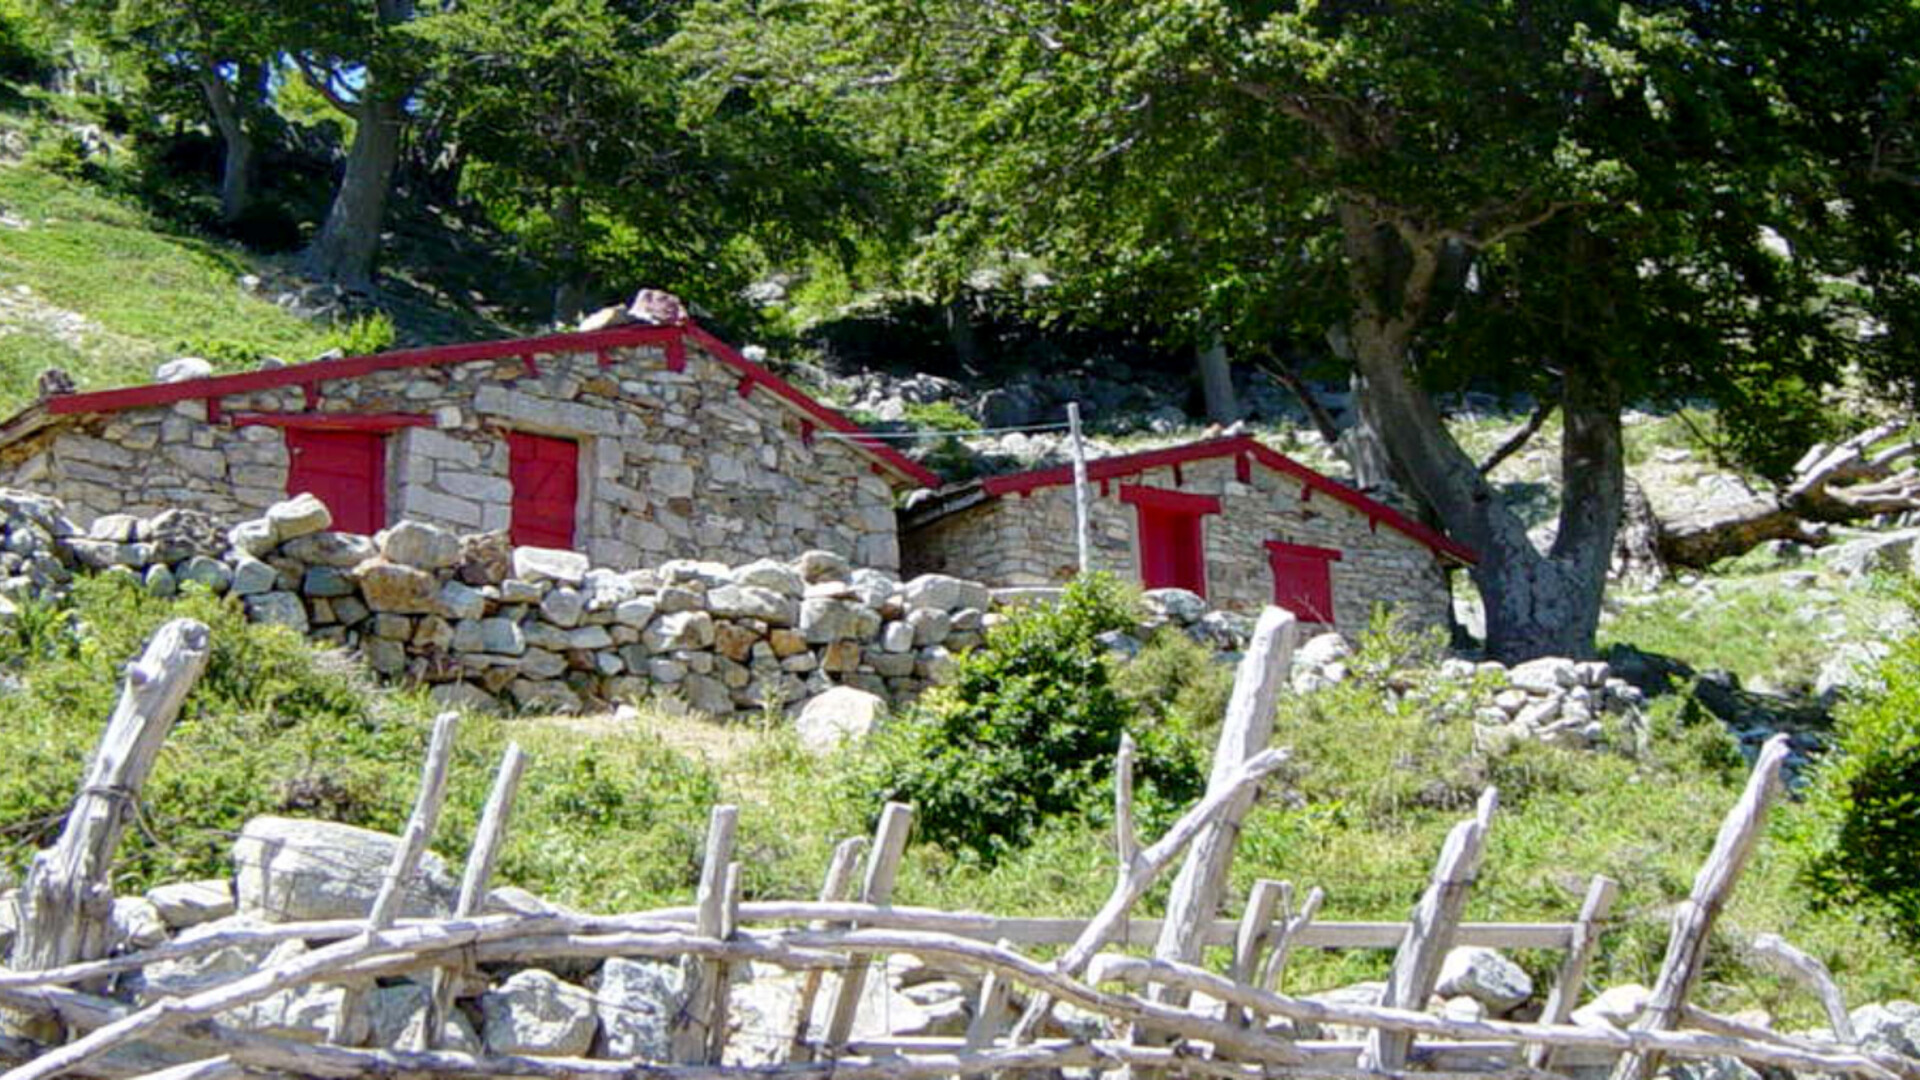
left=789, top=836, right=868, bottom=1060
left=1530, top=874, right=1617, bottom=1070
left=1226, top=880, right=1285, bottom=1031
left=1258, top=886, right=1324, bottom=994
left=822, top=804, right=913, bottom=1054
left=1153, top=608, right=1298, bottom=988
left=1610, top=734, right=1792, bottom=1080
left=11, top=619, right=211, bottom=975
left=674, top=805, right=739, bottom=1063
left=1114, top=733, right=1138, bottom=873
left=419, top=742, right=526, bottom=1051
left=1363, top=787, right=1498, bottom=1072
left=329, top=711, right=461, bottom=1045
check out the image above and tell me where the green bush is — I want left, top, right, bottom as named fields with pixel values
left=847, top=575, right=1205, bottom=862
left=1794, top=618, right=1920, bottom=941
left=328, top=312, right=398, bottom=356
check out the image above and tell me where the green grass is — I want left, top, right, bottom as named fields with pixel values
left=0, top=163, right=337, bottom=414
left=3, top=577, right=1915, bottom=1025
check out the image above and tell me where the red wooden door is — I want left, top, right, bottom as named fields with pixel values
left=1266, top=541, right=1342, bottom=624
left=285, top=429, right=386, bottom=535
left=507, top=432, right=579, bottom=549
left=1121, top=485, right=1220, bottom=597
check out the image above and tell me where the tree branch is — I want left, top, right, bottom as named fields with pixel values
left=1477, top=400, right=1556, bottom=475
left=292, top=55, right=358, bottom=115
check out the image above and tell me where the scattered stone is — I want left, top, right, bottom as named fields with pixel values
left=354, top=558, right=443, bottom=614
left=265, top=494, right=332, bottom=541
left=481, top=969, right=599, bottom=1057
left=513, top=546, right=590, bottom=586
left=380, top=521, right=461, bottom=570
left=145, top=879, right=236, bottom=930
left=594, top=958, right=683, bottom=1060
left=1435, top=946, right=1533, bottom=1015
left=1142, top=588, right=1207, bottom=623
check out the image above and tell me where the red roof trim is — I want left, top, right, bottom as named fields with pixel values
left=39, top=322, right=938, bottom=490
left=982, top=436, right=1476, bottom=564
left=1118, top=484, right=1222, bottom=516
left=231, top=412, right=436, bottom=433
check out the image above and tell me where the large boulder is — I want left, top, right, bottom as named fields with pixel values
left=708, top=584, right=799, bottom=627
left=795, top=687, right=889, bottom=753
left=732, top=558, right=805, bottom=598
left=232, top=816, right=457, bottom=922
left=903, top=573, right=990, bottom=614
left=481, top=969, right=598, bottom=1057
left=1141, top=588, right=1207, bottom=623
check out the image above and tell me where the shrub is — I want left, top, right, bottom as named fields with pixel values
left=848, top=575, right=1205, bottom=862
left=1794, top=615, right=1920, bottom=941
left=328, top=312, right=397, bottom=356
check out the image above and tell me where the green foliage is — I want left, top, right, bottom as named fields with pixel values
left=326, top=311, right=396, bottom=356
left=1701, top=375, right=1845, bottom=486
left=1111, top=626, right=1233, bottom=742
left=20, top=127, right=93, bottom=179
left=0, top=573, right=724, bottom=907
left=1794, top=608, right=1920, bottom=941
left=0, top=0, right=55, bottom=84
left=847, top=575, right=1204, bottom=862
left=901, top=400, right=978, bottom=434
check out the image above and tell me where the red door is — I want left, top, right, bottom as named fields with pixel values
left=1121, top=485, right=1220, bottom=596
left=1266, top=541, right=1342, bottom=624
left=507, top=432, right=579, bottom=549
left=285, top=429, right=386, bottom=535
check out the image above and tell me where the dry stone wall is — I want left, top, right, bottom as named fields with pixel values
left=0, top=489, right=1247, bottom=720
left=0, top=338, right=903, bottom=571
left=904, top=455, right=1452, bottom=638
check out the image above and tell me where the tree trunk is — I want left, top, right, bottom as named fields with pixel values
left=1337, top=202, right=1622, bottom=662
left=302, top=89, right=406, bottom=288
left=1197, top=333, right=1240, bottom=423
left=196, top=63, right=253, bottom=224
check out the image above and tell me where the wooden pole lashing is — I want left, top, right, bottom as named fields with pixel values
left=10, top=618, right=212, bottom=976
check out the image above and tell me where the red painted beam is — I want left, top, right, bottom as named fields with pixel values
left=1264, top=540, right=1343, bottom=562
left=1118, top=484, right=1221, bottom=515
left=230, top=412, right=437, bottom=432
left=45, top=325, right=687, bottom=417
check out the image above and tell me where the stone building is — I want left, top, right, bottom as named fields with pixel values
left=0, top=321, right=937, bottom=570
left=900, top=436, right=1474, bottom=636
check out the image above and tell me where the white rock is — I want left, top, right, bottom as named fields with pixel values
left=265, top=493, right=332, bottom=542
left=1571, top=983, right=1650, bottom=1029
left=513, top=546, right=590, bottom=586
left=795, top=686, right=889, bottom=753
left=156, top=357, right=214, bottom=383
left=481, top=969, right=598, bottom=1057
left=1852, top=1000, right=1920, bottom=1058
left=146, top=879, right=235, bottom=929
left=380, top=521, right=461, bottom=570
left=732, top=558, right=805, bottom=597
left=1141, top=587, right=1207, bottom=623
left=1508, top=657, right=1579, bottom=694
left=595, top=957, right=683, bottom=1059
left=1295, top=632, right=1352, bottom=670
left=1435, top=946, right=1533, bottom=1014
left=904, top=573, right=991, bottom=613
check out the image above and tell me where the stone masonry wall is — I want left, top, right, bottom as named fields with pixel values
left=0, top=339, right=903, bottom=571
left=903, top=455, right=1452, bottom=638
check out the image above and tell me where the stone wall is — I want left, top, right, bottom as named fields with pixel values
left=0, top=337, right=904, bottom=571
left=903, top=455, right=1452, bottom=638
left=0, top=489, right=1245, bottom=721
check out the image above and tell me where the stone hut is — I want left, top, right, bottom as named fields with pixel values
left=900, top=436, right=1474, bottom=636
left=0, top=320, right=938, bottom=570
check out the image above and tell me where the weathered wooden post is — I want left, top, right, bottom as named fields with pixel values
left=1152, top=606, right=1297, bottom=988
left=10, top=618, right=212, bottom=975
left=1610, top=735, right=1792, bottom=1080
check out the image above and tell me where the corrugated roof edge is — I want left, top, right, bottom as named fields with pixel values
left=970, top=435, right=1477, bottom=565
left=3, top=321, right=939, bottom=489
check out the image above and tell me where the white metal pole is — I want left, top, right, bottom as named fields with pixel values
left=1069, top=402, right=1091, bottom=576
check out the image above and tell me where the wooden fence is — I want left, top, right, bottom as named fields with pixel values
left=0, top=609, right=1912, bottom=1080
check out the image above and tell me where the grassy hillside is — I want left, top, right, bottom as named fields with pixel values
left=3, top=576, right=1915, bottom=1028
